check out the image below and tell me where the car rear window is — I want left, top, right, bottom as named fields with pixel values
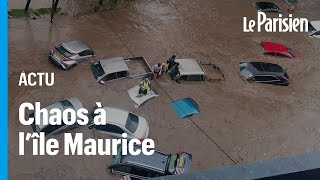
left=56, top=45, right=75, bottom=58
left=125, top=113, right=139, bottom=133
left=91, top=62, right=105, bottom=80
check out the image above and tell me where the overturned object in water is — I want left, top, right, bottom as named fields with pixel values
left=260, top=41, right=300, bottom=59
left=171, top=98, right=200, bottom=119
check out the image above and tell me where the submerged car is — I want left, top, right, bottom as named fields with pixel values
left=109, top=145, right=192, bottom=179
left=89, top=107, right=149, bottom=139
left=168, top=59, right=224, bottom=83
left=254, top=2, right=282, bottom=13
left=171, top=98, right=200, bottom=119
left=128, top=84, right=159, bottom=108
left=239, top=62, right=289, bottom=86
left=30, top=98, right=83, bottom=136
left=260, top=42, right=299, bottom=59
left=308, top=21, right=320, bottom=39
left=49, top=40, right=95, bottom=70
left=91, top=57, right=152, bottom=84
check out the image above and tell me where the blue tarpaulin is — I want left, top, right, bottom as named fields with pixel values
left=171, top=98, right=200, bottom=119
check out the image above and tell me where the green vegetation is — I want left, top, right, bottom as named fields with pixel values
left=35, top=7, right=61, bottom=15
left=8, top=9, right=29, bottom=18
left=8, top=8, right=61, bottom=19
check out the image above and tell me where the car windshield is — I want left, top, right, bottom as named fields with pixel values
left=56, top=45, right=75, bottom=57
left=91, top=62, right=105, bottom=80
left=60, top=100, right=74, bottom=109
left=261, top=63, right=283, bottom=73
left=308, top=22, right=316, bottom=32
left=125, top=113, right=139, bottom=133
left=30, top=113, right=40, bottom=132
left=239, top=63, right=253, bottom=79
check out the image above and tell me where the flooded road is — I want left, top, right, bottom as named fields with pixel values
left=9, top=0, right=320, bottom=179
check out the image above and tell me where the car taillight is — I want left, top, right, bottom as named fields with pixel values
left=64, top=57, right=72, bottom=61
left=138, top=138, right=144, bottom=142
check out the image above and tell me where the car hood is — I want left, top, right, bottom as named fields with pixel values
left=67, top=98, right=84, bottom=111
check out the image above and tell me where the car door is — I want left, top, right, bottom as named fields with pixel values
left=175, top=75, right=188, bottom=81
left=254, top=75, right=280, bottom=84
left=188, top=75, right=203, bottom=81
left=111, top=165, right=133, bottom=176
left=78, top=49, right=94, bottom=61
left=102, top=73, right=117, bottom=82
left=116, top=71, right=128, bottom=80
left=130, top=166, right=151, bottom=179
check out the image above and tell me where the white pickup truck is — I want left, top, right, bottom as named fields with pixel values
left=168, top=59, right=225, bottom=83
left=90, top=56, right=152, bottom=84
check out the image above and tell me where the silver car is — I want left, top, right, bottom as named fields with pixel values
left=30, top=98, right=84, bottom=136
left=49, top=40, right=95, bottom=69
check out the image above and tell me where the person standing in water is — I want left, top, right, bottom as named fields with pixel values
left=152, top=63, right=162, bottom=78
left=167, top=54, right=177, bottom=70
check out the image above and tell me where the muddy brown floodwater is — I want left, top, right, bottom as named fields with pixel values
left=8, top=0, right=320, bottom=179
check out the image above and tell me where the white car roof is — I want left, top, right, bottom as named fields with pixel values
left=61, top=40, right=90, bottom=54
left=103, top=107, right=129, bottom=127
left=176, top=59, right=205, bottom=76
left=99, top=57, right=129, bottom=75
left=310, top=21, right=320, bottom=31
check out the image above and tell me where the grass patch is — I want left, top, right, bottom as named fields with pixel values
left=8, top=9, right=30, bottom=18
left=35, top=7, right=61, bottom=15
left=9, top=8, right=62, bottom=19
